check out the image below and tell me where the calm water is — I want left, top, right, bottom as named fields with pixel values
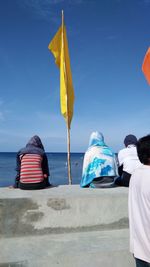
left=0, top=152, right=84, bottom=187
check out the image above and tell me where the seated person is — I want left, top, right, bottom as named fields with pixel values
left=14, top=135, right=51, bottom=190
left=115, top=134, right=141, bottom=187
left=80, top=131, right=118, bottom=188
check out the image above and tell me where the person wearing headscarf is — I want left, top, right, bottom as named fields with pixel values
left=80, top=131, right=118, bottom=188
left=14, top=135, right=51, bottom=190
left=115, top=134, right=141, bottom=187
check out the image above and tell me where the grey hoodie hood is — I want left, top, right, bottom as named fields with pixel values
left=26, top=135, right=45, bottom=151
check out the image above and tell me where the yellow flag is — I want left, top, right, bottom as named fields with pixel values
left=48, top=18, right=74, bottom=129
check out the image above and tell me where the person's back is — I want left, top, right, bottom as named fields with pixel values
left=14, top=135, right=50, bottom=190
left=129, top=135, right=150, bottom=266
left=118, top=145, right=141, bottom=174
left=80, top=131, right=118, bottom=188
left=115, top=134, right=141, bottom=187
left=20, top=154, right=44, bottom=184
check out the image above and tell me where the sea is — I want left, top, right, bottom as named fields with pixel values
left=0, top=152, right=84, bottom=187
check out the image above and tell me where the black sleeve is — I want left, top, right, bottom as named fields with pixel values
left=118, top=164, right=123, bottom=176
left=42, top=153, right=50, bottom=176
left=14, top=153, right=21, bottom=188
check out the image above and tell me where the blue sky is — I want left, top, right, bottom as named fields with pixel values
left=0, top=0, right=150, bottom=152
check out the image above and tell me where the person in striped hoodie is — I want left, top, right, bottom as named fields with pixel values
left=14, top=135, right=51, bottom=190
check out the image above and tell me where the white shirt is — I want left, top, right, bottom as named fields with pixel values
left=129, top=165, right=150, bottom=263
left=118, top=145, right=141, bottom=174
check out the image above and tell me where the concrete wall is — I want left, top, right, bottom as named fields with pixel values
left=0, top=185, right=134, bottom=267
left=0, top=185, right=129, bottom=237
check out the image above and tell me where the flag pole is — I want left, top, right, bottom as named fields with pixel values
left=62, top=10, right=72, bottom=185
left=67, top=121, right=72, bottom=185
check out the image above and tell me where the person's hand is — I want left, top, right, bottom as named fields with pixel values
left=43, top=174, right=48, bottom=178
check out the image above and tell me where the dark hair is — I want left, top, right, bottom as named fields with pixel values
left=124, top=134, right=137, bottom=147
left=137, top=135, right=150, bottom=165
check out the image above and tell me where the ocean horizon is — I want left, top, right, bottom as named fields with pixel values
left=0, top=152, right=84, bottom=187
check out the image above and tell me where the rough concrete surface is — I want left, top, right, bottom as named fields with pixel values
left=0, top=185, right=133, bottom=267
left=0, top=229, right=134, bottom=267
left=0, top=185, right=129, bottom=237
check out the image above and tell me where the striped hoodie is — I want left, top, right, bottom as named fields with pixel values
left=20, top=154, right=44, bottom=184
left=14, top=135, right=50, bottom=187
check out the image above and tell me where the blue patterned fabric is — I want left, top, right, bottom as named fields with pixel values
left=80, top=132, right=118, bottom=187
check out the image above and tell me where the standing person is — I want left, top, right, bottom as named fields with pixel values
left=115, top=134, right=141, bottom=187
left=129, top=135, right=150, bottom=267
left=14, top=135, right=51, bottom=190
left=80, top=131, right=118, bottom=188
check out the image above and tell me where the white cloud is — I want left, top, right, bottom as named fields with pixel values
left=35, top=110, right=62, bottom=122
left=138, top=0, right=150, bottom=5
left=0, top=99, right=5, bottom=121
left=107, top=35, right=117, bottom=40
left=0, top=99, right=14, bottom=122
left=18, top=0, right=84, bottom=22
left=17, top=0, right=58, bottom=23
left=143, top=0, right=150, bottom=4
left=0, top=112, right=4, bottom=121
left=0, top=98, right=4, bottom=106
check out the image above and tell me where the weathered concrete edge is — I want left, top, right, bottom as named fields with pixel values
left=1, top=218, right=129, bottom=238
left=0, top=185, right=129, bottom=238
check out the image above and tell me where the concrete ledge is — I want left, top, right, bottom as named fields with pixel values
left=0, top=185, right=133, bottom=267
left=0, top=185, right=129, bottom=238
left=0, top=229, right=134, bottom=267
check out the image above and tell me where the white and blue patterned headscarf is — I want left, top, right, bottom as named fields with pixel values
left=80, top=131, right=118, bottom=187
